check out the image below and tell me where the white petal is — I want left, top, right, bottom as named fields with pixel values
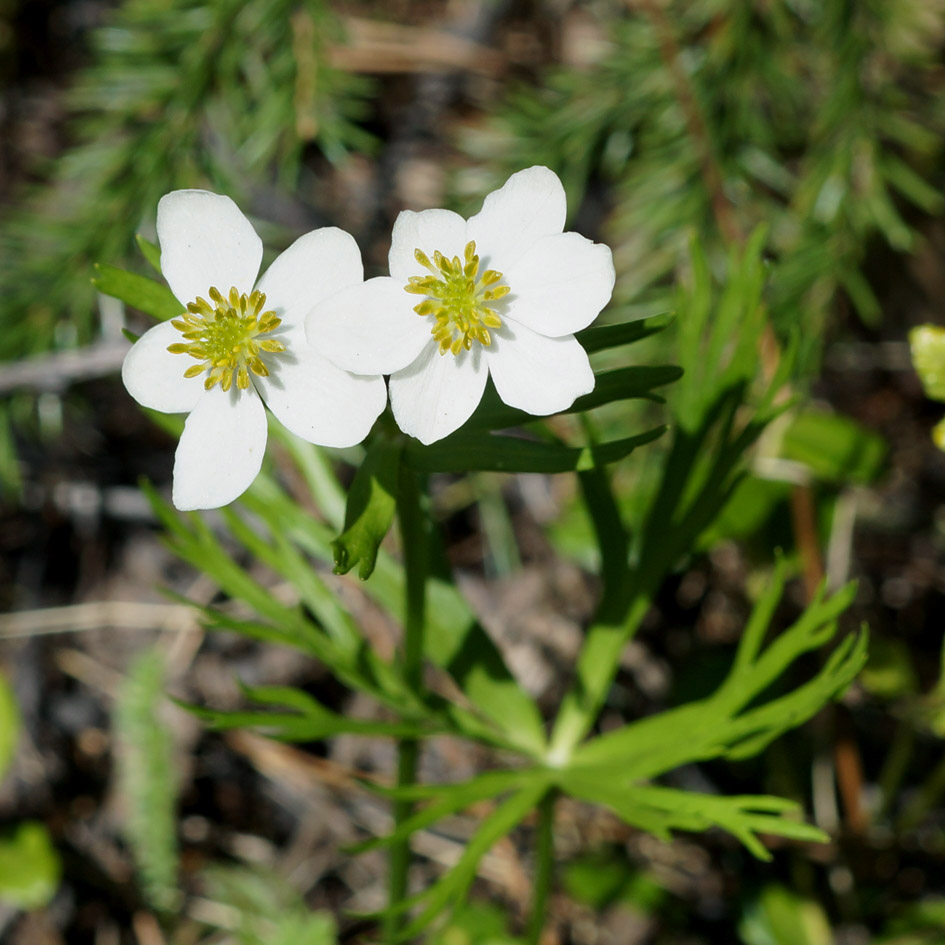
left=157, top=190, right=262, bottom=306
left=388, top=209, right=469, bottom=282
left=389, top=343, right=488, bottom=445
left=121, top=320, right=203, bottom=414
left=172, top=385, right=267, bottom=510
left=254, top=339, right=386, bottom=448
left=256, top=227, right=363, bottom=334
left=466, top=166, right=566, bottom=273
left=485, top=322, right=594, bottom=416
left=308, top=276, right=431, bottom=375
left=504, top=232, right=615, bottom=337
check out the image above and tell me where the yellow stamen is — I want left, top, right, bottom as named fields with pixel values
left=404, top=240, right=509, bottom=356
left=166, top=286, right=286, bottom=391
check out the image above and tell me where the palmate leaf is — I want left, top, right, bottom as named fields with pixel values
left=562, top=568, right=867, bottom=859
left=243, top=471, right=549, bottom=756
left=558, top=778, right=827, bottom=861
left=149, top=462, right=545, bottom=754
left=144, top=483, right=421, bottom=717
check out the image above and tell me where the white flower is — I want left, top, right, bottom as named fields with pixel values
left=306, top=166, right=615, bottom=445
left=122, top=190, right=387, bottom=510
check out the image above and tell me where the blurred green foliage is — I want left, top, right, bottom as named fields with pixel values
left=0, top=821, right=61, bottom=911
left=0, top=0, right=373, bottom=362
left=0, top=676, right=62, bottom=913
left=115, top=646, right=180, bottom=913
left=460, top=0, right=945, bottom=368
left=0, top=673, right=18, bottom=778
left=200, top=866, right=338, bottom=945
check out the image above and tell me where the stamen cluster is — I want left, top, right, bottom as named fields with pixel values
left=167, top=286, right=285, bottom=392
left=405, top=241, right=509, bottom=356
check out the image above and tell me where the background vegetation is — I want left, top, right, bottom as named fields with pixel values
left=2, top=1, right=945, bottom=943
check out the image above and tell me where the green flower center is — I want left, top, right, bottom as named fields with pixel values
left=405, top=240, right=510, bottom=356
left=166, top=286, right=286, bottom=392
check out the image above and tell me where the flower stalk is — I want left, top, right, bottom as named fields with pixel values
left=386, top=463, right=428, bottom=940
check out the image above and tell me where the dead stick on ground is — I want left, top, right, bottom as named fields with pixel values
left=0, top=341, right=128, bottom=394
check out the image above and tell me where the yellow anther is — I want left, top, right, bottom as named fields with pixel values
left=166, top=285, right=284, bottom=391
left=405, top=240, right=509, bottom=357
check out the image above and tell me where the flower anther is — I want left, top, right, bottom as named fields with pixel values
left=167, top=286, right=285, bottom=391
left=406, top=242, right=508, bottom=355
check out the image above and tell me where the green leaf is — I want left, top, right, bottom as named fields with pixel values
left=368, top=781, right=549, bottom=941
left=420, top=573, right=548, bottom=755
left=146, top=485, right=411, bottom=711
left=467, top=366, right=681, bottom=432
left=910, top=324, right=945, bottom=403
left=562, top=847, right=666, bottom=911
left=0, top=821, right=61, bottom=910
left=780, top=408, right=886, bottom=484
left=0, top=674, right=19, bottom=780
left=182, top=683, right=431, bottom=741
left=240, top=476, right=548, bottom=754
left=739, top=884, right=833, bottom=945
left=332, top=438, right=402, bottom=579
left=135, top=233, right=163, bottom=273
left=350, top=769, right=533, bottom=855
left=569, top=576, right=865, bottom=777
left=429, top=902, right=523, bottom=945
left=92, top=262, right=182, bottom=321
left=697, top=476, right=790, bottom=550
left=405, top=426, right=667, bottom=474
left=576, top=312, right=673, bottom=354
left=860, top=637, right=918, bottom=701
left=558, top=780, right=827, bottom=861
left=268, top=913, right=338, bottom=945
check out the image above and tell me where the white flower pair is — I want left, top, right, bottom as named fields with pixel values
left=122, top=167, right=616, bottom=510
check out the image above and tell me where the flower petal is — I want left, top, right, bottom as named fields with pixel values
left=172, top=385, right=267, bottom=510
left=389, top=342, right=488, bottom=445
left=388, top=209, right=469, bottom=282
left=504, top=232, right=615, bottom=337
left=254, top=342, right=386, bottom=448
left=121, top=320, right=204, bottom=414
left=466, top=166, right=567, bottom=273
left=157, top=190, right=263, bottom=307
left=308, top=276, right=431, bottom=375
left=256, top=227, right=363, bottom=334
left=485, top=322, right=594, bottom=416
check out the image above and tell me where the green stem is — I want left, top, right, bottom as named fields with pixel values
left=386, top=465, right=428, bottom=942
left=548, top=593, right=650, bottom=760
left=525, top=790, right=557, bottom=945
